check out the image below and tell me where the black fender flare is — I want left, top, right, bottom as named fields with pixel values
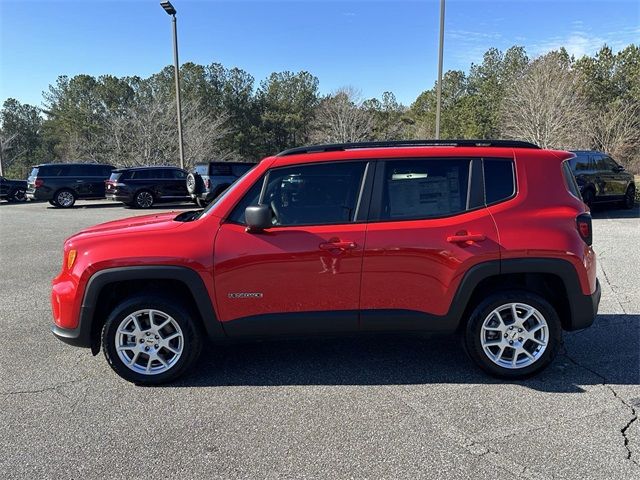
left=52, top=266, right=225, bottom=351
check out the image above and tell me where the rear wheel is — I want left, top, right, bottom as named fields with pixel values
left=9, top=188, right=26, bottom=202
left=581, top=188, right=595, bottom=209
left=102, top=296, right=202, bottom=385
left=464, top=291, right=561, bottom=379
left=622, top=184, right=635, bottom=209
left=134, top=190, right=154, bottom=209
left=54, top=189, right=76, bottom=208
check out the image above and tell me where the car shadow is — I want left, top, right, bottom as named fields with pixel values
left=590, top=203, right=639, bottom=219
left=170, top=314, right=639, bottom=392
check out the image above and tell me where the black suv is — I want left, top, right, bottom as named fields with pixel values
left=186, top=161, right=255, bottom=207
left=106, top=166, right=190, bottom=208
left=0, top=176, right=27, bottom=202
left=569, top=151, right=635, bottom=209
left=27, top=163, right=115, bottom=208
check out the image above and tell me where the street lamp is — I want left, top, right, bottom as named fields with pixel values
left=160, top=1, right=185, bottom=169
left=435, top=0, right=445, bottom=140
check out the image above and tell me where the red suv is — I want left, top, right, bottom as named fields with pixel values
left=51, top=140, right=601, bottom=384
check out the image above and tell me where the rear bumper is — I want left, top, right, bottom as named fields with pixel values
left=26, top=189, right=50, bottom=201
left=567, top=278, right=601, bottom=330
left=52, top=322, right=92, bottom=348
left=107, top=193, right=133, bottom=203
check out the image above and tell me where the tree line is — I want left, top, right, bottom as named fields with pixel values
left=1, top=44, right=638, bottom=178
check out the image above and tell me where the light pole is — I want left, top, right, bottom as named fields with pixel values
left=435, top=0, right=445, bottom=140
left=160, top=1, right=185, bottom=169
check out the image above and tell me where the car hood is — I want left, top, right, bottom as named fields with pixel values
left=68, top=212, right=184, bottom=240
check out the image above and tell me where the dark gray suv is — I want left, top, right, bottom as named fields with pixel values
left=569, top=151, right=635, bottom=209
left=27, top=163, right=115, bottom=208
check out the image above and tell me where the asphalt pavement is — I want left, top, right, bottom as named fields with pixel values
left=1, top=200, right=638, bottom=479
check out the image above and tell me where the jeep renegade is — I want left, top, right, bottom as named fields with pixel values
left=51, top=140, right=601, bottom=384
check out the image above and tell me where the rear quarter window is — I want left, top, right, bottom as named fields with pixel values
left=484, top=159, right=515, bottom=204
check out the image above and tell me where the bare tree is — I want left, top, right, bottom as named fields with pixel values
left=0, top=133, right=19, bottom=176
left=588, top=101, right=640, bottom=170
left=106, top=98, right=231, bottom=168
left=311, top=87, right=373, bottom=144
left=500, top=53, right=589, bottom=149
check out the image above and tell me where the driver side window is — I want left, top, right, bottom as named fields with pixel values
left=228, top=162, right=367, bottom=226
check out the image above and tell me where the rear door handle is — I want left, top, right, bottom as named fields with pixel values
left=319, top=240, right=357, bottom=251
left=447, top=233, right=486, bottom=243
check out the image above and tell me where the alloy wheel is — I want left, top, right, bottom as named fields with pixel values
left=480, top=302, right=548, bottom=369
left=57, top=191, right=75, bottom=207
left=115, top=309, right=184, bottom=375
left=136, top=191, right=154, bottom=208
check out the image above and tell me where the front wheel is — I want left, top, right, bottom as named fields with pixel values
left=102, top=296, right=203, bottom=385
left=464, top=291, right=562, bottom=379
left=622, top=184, right=635, bottom=209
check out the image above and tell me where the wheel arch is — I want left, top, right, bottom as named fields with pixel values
left=451, top=258, right=593, bottom=332
left=79, top=266, right=224, bottom=354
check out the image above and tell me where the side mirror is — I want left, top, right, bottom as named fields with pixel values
left=245, top=204, right=272, bottom=232
left=613, top=165, right=625, bottom=172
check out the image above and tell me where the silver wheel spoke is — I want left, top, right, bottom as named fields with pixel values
left=115, top=308, right=184, bottom=376
left=480, top=302, right=549, bottom=370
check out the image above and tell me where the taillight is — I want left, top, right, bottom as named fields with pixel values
left=34, top=178, right=44, bottom=188
left=576, top=213, right=592, bottom=246
left=205, top=179, right=211, bottom=189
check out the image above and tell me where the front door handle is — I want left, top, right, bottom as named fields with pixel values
left=447, top=232, right=486, bottom=243
left=319, top=240, right=357, bottom=251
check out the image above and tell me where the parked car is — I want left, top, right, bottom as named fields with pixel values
left=186, top=161, right=255, bottom=207
left=0, top=175, right=27, bottom=202
left=51, top=140, right=600, bottom=384
left=26, top=163, right=115, bottom=208
left=569, top=150, right=635, bottom=209
left=106, top=166, right=190, bottom=209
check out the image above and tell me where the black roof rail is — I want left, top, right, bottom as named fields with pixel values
left=276, top=139, right=540, bottom=156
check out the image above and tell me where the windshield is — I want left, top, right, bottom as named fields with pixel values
left=198, top=164, right=258, bottom=219
left=29, top=167, right=39, bottom=178
left=109, top=172, right=122, bottom=182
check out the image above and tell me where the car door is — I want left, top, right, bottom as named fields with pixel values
left=167, top=169, right=189, bottom=198
left=213, top=160, right=372, bottom=337
left=359, top=157, right=501, bottom=331
left=600, top=155, right=626, bottom=196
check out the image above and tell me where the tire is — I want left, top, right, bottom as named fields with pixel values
left=464, top=290, right=562, bottom=379
left=9, top=188, right=26, bottom=202
left=101, top=295, right=203, bottom=385
left=134, top=190, right=154, bottom=209
left=581, top=188, right=595, bottom=209
left=622, top=184, right=635, bottom=209
left=195, top=197, right=209, bottom=208
left=54, top=189, right=76, bottom=208
left=186, top=172, right=203, bottom=195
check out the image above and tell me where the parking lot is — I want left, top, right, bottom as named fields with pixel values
left=0, top=199, right=638, bottom=479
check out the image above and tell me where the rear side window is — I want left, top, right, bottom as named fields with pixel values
left=484, top=159, right=515, bottom=204
left=210, top=163, right=233, bottom=176
left=171, top=169, right=187, bottom=179
left=232, top=164, right=254, bottom=176
left=378, top=159, right=470, bottom=220
left=572, top=155, right=591, bottom=171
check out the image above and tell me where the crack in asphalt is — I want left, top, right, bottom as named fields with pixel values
left=599, top=262, right=628, bottom=314
left=0, top=376, right=91, bottom=396
left=563, top=352, right=638, bottom=466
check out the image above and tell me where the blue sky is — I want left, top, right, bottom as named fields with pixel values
left=1, top=0, right=638, bottom=107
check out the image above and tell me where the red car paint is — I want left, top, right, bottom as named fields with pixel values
left=52, top=145, right=597, bottom=335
